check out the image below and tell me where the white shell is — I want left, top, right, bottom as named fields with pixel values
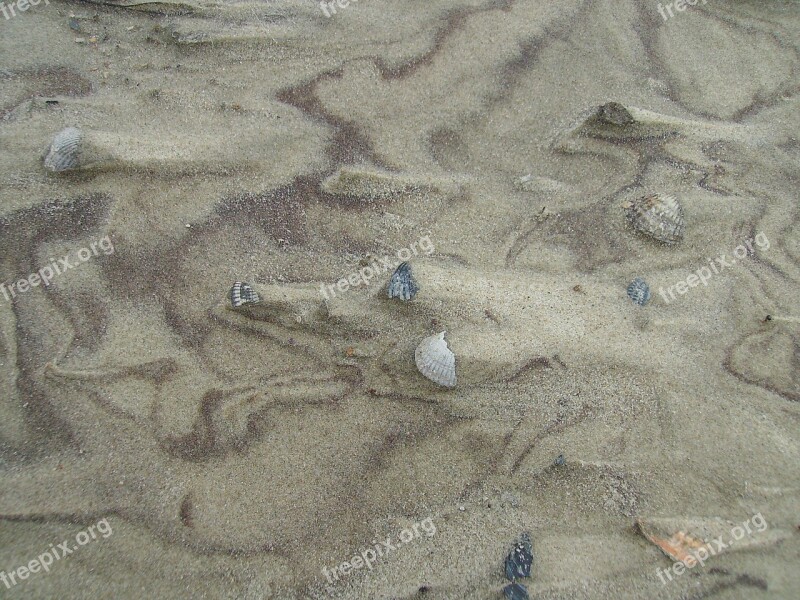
left=44, top=127, right=83, bottom=172
left=414, top=331, right=456, bottom=388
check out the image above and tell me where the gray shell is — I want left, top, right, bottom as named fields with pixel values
left=627, top=277, right=651, bottom=306
left=229, top=282, right=260, bottom=308
left=414, top=331, right=456, bottom=388
left=596, top=102, right=634, bottom=126
left=387, top=261, right=418, bottom=301
left=624, top=193, right=685, bottom=244
left=44, top=127, right=83, bottom=172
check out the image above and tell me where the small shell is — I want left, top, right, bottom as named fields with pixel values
left=503, top=583, right=530, bottom=600
left=414, top=331, right=456, bottom=388
left=624, top=193, right=685, bottom=244
left=504, top=533, right=533, bottom=581
left=627, top=277, right=651, bottom=306
left=44, top=127, right=83, bottom=172
left=596, top=102, right=634, bottom=126
left=229, top=282, right=260, bottom=308
left=387, top=261, right=418, bottom=301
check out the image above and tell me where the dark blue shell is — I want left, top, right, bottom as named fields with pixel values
left=504, top=533, right=533, bottom=581
left=627, top=277, right=651, bottom=306
left=229, top=282, right=260, bottom=308
left=503, top=583, right=530, bottom=600
left=387, top=261, right=419, bottom=301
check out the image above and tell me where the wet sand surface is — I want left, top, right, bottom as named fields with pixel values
left=0, top=1, right=799, bottom=598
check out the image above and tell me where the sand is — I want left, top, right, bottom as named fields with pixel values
left=0, top=0, right=799, bottom=598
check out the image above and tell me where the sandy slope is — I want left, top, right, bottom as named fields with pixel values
left=0, top=1, right=798, bottom=598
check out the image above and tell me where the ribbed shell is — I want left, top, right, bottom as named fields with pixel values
left=624, top=193, right=685, bottom=244
left=387, top=261, right=418, bottom=301
left=229, top=282, right=260, bottom=308
left=44, top=127, right=83, bottom=172
left=414, top=331, right=456, bottom=388
left=627, top=277, right=651, bottom=306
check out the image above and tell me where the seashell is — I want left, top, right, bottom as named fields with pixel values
left=596, top=101, right=634, bottom=126
left=44, top=127, right=83, bottom=172
left=228, top=281, right=260, bottom=308
left=414, top=331, right=456, bottom=388
left=624, top=193, right=685, bottom=244
left=387, top=261, right=418, bottom=301
left=504, top=533, right=533, bottom=581
left=503, top=583, right=530, bottom=600
left=635, top=516, right=791, bottom=564
left=626, top=277, right=651, bottom=306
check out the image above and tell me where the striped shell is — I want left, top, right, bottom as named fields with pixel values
left=414, top=331, right=456, bottom=388
left=626, top=277, right=651, bottom=306
left=229, top=282, right=260, bottom=308
left=387, top=261, right=418, bottom=301
left=44, top=127, right=83, bottom=172
left=624, top=193, right=685, bottom=244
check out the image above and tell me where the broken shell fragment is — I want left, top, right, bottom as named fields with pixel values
left=627, top=277, right=651, bottom=306
left=636, top=516, right=789, bottom=564
left=414, top=331, right=456, bottom=388
left=44, top=127, right=83, bottom=172
left=624, top=193, right=685, bottom=244
left=387, top=261, right=419, bottom=301
left=228, top=282, right=260, bottom=309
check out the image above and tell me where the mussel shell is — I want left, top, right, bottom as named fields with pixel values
left=504, top=533, right=533, bottom=581
left=503, top=583, right=530, bottom=600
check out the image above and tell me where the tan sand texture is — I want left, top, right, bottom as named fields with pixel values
left=0, top=0, right=799, bottom=598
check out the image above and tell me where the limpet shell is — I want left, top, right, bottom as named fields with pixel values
left=626, top=277, right=651, bottom=306
left=387, top=261, right=418, bottom=301
left=228, top=281, right=260, bottom=308
left=414, top=331, right=456, bottom=388
left=44, top=127, right=83, bottom=172
left=624, top=193, right=685, bottom=244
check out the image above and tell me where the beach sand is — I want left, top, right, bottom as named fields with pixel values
left=0, top=0, right=799, bottom=598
